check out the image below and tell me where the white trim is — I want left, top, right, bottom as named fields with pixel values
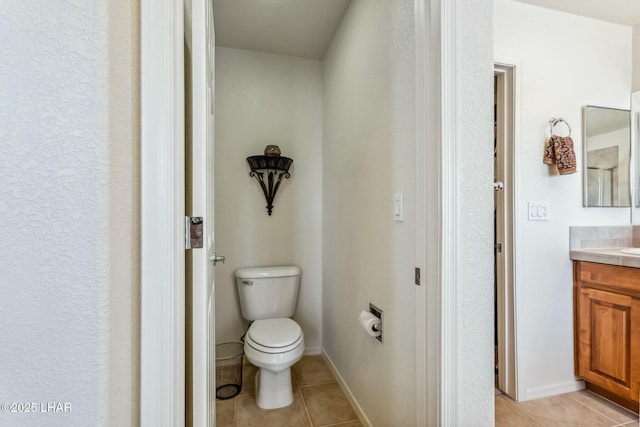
left=494, top=58, right=522, bottom=402
left=439, top=0, right=458, bottom=424
left=140, top=0, right=185, bottom=425
left=414, top=0, right=428, bottom=426
left=188, top=1, right=216, bottom=424
left=494, top=64, right=512, bottom=397
left=419, top=0, right=454, bottom=424
left=523, top=380, right=585, bottom=401
left=418, top=0, right=460, bottom=423
left=511, top=56, right=523, bottom=404
left=321, top=350, right=373, bottom=427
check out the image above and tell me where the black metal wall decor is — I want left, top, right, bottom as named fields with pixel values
left=246, top=149, right=293, bottom=216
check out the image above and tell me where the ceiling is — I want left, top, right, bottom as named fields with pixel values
left=512, top=0, right=640, bottom=27
left=212, top=0, right=351, bottom=60
left=212, top=0, right=640, bottom=61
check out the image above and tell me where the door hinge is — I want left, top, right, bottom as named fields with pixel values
left=185, top=216, right=203, bottom=249
left=415, top=267, right=421, bottom=286
left=496, top=243, right=503, bottom=253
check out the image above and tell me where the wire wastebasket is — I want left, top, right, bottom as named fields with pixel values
left=215, top=342, right=244, bottom=400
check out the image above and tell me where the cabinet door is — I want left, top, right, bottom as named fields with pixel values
left=577, top=287, right=640, bottom=403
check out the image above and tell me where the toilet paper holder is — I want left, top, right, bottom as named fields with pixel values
left=369, top=303, right=383, bottom=343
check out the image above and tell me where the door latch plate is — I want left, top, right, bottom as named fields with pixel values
left=186, top=216, right=203, bottom=249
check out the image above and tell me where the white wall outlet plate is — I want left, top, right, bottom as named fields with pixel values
left=528, top=201, right=549, bottom=221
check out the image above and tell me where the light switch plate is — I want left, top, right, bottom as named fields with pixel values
left=528, top=201, right=549, bottom=221
left=394, top=193, right=404, bottom=222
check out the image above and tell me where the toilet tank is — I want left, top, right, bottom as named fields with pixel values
left=235, top=266, right=301, bottom=321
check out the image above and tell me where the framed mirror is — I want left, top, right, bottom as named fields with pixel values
left=583, top=106, right=631, bottom=207
left=633, top=91, right=640, bottom=217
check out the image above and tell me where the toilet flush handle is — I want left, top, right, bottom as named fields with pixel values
left=241, top=280, right=253, bottom=286
left=210, top=254, right=226, bottom=265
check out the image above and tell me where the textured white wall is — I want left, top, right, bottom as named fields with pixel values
left=633, top=25, right=640, bottom=91
left=456, top=0, right=495, bottom=423
left=495, top=0, right=632, bottom=401
left=0, top=1, right=139, bottom=426
left=322, top=1, right=416, bottom=424
left=214, top=47, right=323, bottom=353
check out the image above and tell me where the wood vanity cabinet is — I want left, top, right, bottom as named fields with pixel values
left=573, top=261, right=640, bottom=412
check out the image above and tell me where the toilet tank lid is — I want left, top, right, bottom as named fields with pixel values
left=235, top=266, right=301, bottom=279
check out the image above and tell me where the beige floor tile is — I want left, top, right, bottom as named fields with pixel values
left=216, top=399, right=235, bottom=427
left=516, top=394, right=617, bottom=426
left=238, top=363, right=258, bottom=397
left=293, top=355, right=336, bottom=387
left=300, top=383, right=358, bottom=426
left=235, top=392, right=311, bottom=427
left=495, top=395, right=540, bottom=427
left=565, top=390, right=638, bottom=424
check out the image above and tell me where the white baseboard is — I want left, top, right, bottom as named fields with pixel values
left=321, top=350, right=372, bottom=427
left=521, top=379, right=585, bottom=402
left=303, top=346, right=321, bottom=356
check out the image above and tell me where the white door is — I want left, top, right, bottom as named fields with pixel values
left=494, top=63, right=517, bottom=400
left=190, top=0, right=216, bottom=425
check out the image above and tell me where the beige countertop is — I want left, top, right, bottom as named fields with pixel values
left=570, top=248, right=640, bottom=269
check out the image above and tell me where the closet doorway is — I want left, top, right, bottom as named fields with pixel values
left=494, top=62, right=517, bottom=400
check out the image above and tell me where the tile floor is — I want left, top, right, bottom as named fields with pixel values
left=216, top=355, right=363, bottom=427
left=496, top=390, right=639, bottom=427
left=218, top=356, right=639, bottom=427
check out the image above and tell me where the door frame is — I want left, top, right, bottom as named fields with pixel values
left=188, top=0, right=216, bottom=424
left=413, top=0, right=429, bottom=425
left=139, top=0, right=481, bottom=424
left=415, top=0, right=447, bottom=424
left=416, top=0, right=484, bottom=424
left=140, top=0, right=186, bottom=425
left=494, top=60, right=521, bottom=400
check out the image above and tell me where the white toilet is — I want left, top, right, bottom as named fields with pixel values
left=235, top=266, right=305, bottom=409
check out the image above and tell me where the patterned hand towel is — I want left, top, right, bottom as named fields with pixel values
left=543, top=135, right=577, bottom=175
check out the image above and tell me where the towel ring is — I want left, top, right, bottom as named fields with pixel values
left=549, top=118, right=571, bottom=137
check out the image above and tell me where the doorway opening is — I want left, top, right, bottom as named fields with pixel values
left=494, top=63, right=517, bottom=400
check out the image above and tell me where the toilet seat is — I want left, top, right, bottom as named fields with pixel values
left=246, top=318, right=303, bottom=354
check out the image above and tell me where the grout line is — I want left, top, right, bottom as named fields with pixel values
left=230, top=356, right=361, bottom=427
left=513, top=407, right=542, bottom=424
left=568, top=389, right=638, bottom=416
left=233, top=397, right=237, bottom=426
left=318, top=420, right=361, bottom=427
left=298, top=380, right=339, bottom=389
left=571, top=401, right=619, bottom=424
left=299, top=387, right=314, bottom=427
left=495, top=395, right=546, bottom=425
left=564, top=393, right=632, bottom=424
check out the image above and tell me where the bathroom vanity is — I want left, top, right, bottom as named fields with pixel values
left=566, top=97, right=640, bottom=412
left=571, top=256, right=640, bottom=412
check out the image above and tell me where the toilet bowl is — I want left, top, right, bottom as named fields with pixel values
left=244, top=318, right=305, bottom=409
left=235, top=266, right=304, bottom=409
